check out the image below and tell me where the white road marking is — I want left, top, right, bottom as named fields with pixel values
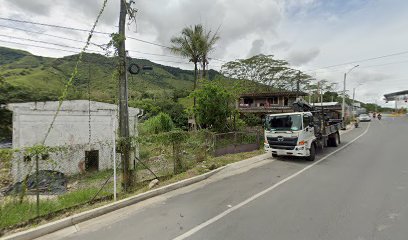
left=172, top=123, right=371, bottom=240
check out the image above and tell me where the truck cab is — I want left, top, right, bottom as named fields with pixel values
left=264, top=112, right=316, bottom=160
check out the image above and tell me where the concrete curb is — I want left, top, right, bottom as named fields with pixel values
left=3, top=167, right=226, bottom=240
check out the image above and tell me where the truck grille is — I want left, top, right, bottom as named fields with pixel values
left=267, top=136, right=298, bottom=147
left=270, top=145, right=296, bottom=150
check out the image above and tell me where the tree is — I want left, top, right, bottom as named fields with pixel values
left=192, top=80, right=235, bottom=132
left=170, top=25, right=203, bottom=106
left=221, top=54, right=312, bottom=91
left=199, top=27, right=220, bottom=78
left=303, top=80, right=338, bottom=103
left=142, top=112, right=174, bottom=134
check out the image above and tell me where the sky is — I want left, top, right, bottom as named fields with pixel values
left=0, top=0, right=407, bottom=107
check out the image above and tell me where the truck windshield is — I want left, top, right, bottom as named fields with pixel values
left=266, top=114, right=302, bottom=131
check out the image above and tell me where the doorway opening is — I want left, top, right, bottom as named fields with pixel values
left=85, top=150, right=99, bottom=172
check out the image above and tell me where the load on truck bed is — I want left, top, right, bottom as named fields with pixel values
left=264, top=99, right=343, bottom=161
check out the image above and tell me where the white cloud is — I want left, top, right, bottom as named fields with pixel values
left=287, top=48, right=320, bottom=65
left=248, top=39, right=265, bottom=57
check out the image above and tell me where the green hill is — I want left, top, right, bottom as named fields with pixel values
left=0, top=46, right=222, bottom=104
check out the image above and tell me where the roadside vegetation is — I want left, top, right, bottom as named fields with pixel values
left=0, top=148, right=262, bottom=233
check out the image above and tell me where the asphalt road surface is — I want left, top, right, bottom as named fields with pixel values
left=38, top=116, right=408, bottom=240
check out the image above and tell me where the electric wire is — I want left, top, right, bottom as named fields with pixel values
left=0, top=17, right=227, bottom=64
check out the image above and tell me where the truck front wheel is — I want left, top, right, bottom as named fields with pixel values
left=306, top=144, right=316, bottom=161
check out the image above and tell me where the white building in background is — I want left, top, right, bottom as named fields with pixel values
left=6, top=100, right=142, bottom=181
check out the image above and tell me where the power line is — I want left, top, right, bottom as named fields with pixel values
left=0, top=34, right=104, bottom=53
left=0, top=39, right=80, bottom=54
left=127, top=36, right=170, bottom=48
left=305, top=50, right=408, bottom=73
left=361, top=59, right=408, bottom=69
left=0, top=17, right=174, bottom=49
left=127, top=49, right=187, bottom=59
left=0, top=17, right=229, bottom=63
left=0, top=17, right=110, bottom=35
left=0, top=25, right=192, bottom=60
left=0, top=24, right=104, bottom=47
left=128, top=54, right=222, bottom=67
left=305, top=58, right=408, bottom=75
left=0, top=39, right=222, bottom=68
left=0, top=33, right=198, bottom=63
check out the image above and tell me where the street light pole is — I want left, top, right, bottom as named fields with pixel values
left=341, top=65, right=359, bottom=122
left=341, top=73, right=347, bottom=121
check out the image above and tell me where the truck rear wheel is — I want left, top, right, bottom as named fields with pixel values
left=306, top=144, right=315, bottom=161
left=331, top=132, right=340, bottom=147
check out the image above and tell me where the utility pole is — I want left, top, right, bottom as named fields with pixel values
left=341, top=65, right=359, bottom=123
left=118, top=0, right=133, bottom=192
left=352, top=83, right=362, bottom=119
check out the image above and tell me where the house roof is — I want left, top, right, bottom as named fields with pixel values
left=7, top=100, right=141, bottom=116
left=240, top=91, right=307, bottom=98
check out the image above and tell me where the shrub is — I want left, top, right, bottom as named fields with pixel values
left=142, top=112, right=174, bottom=134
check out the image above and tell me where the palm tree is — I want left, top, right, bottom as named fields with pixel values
left=170, top=25, right=204, bottom=106
left=199, top=27, right=220, bottom=79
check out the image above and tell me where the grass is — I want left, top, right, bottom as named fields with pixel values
left=0, top=187, right=110, bottom=230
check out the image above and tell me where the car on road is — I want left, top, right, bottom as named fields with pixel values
left=358, top=114, right=371, bottom=122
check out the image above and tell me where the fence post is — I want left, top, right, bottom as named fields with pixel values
left=234, top=132, right=237, bottom=154
left=35, top=155, right=39, bottom=217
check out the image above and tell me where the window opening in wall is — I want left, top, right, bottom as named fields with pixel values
left=284, top=97, right=289, bottom=106
left=85, top=150, right=99, bottom=172
left=268, top=97, right=279, bottom=105
left=243, top=98, right=253, bottom=105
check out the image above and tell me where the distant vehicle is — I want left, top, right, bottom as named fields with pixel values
left=358, top=114, right=371, bottom=122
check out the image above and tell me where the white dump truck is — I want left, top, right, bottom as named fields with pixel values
left=264, top=99, right=343, bottom=161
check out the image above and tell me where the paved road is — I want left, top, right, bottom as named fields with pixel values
left=39, top=116, right=408, bottom=240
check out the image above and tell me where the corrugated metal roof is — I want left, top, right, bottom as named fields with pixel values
left=240, top=91, right=307, bottom=97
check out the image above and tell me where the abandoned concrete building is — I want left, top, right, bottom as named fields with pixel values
left=6, top=100, right=142, bottom=181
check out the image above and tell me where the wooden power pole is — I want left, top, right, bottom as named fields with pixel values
left=118, top=0, right=133, bottom=191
